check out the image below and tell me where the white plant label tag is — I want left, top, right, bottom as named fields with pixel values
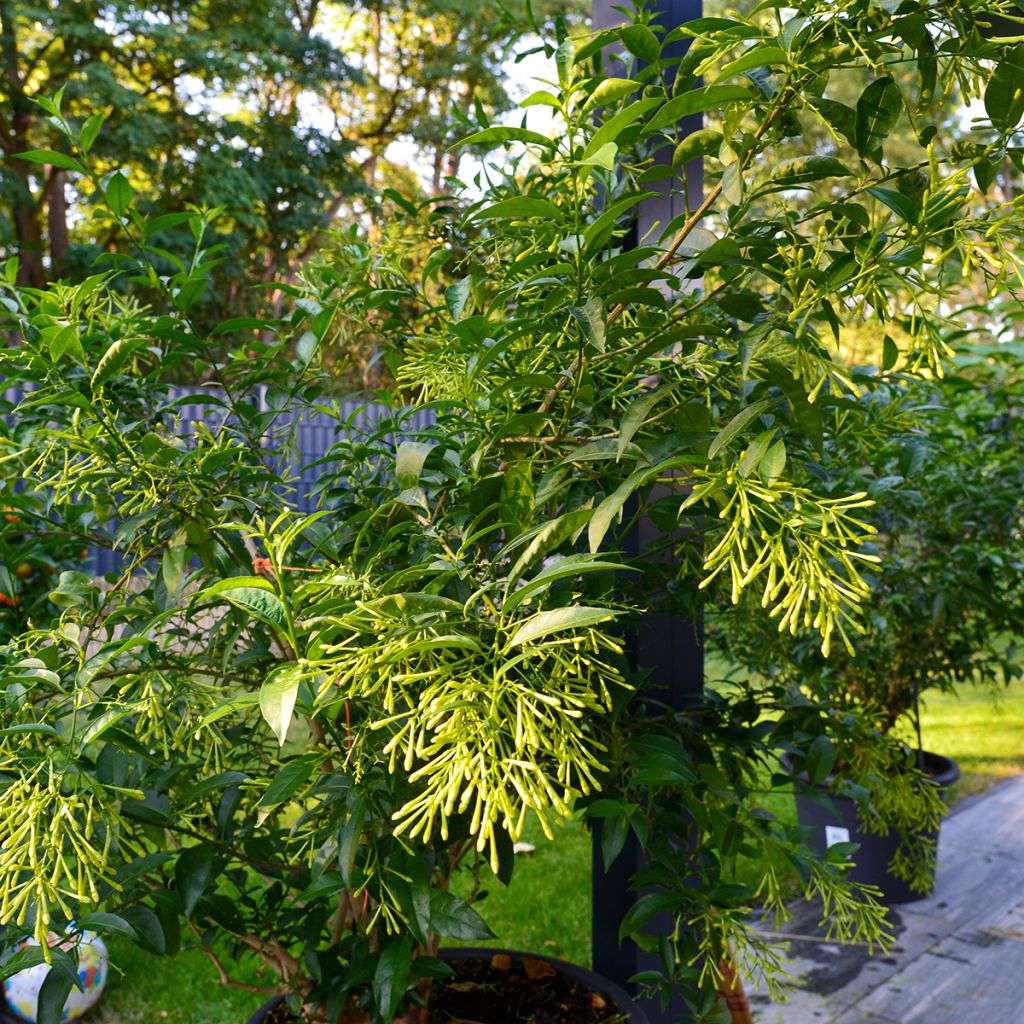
left=825, top=825, right=850, bottom=847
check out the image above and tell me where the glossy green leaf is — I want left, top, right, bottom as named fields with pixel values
left=646, top=85, right=754, bottom=133
left=506, top=606, right=619, bottom=648
left=374, top=937, right=413, bottom=1022
left=17, top=149, right=84, bottom=173
left=855, top=77, right=901, bottom=161
left=175, top=844, right=215, bottom=917
left=707, top=398, right=773, bottom=459
left=259, top=664, right=303, bottom=746
left=986, top=46, right=1024, bottom=131
left=457, top=126, right=552, bottom=149
left=105, top=171, right=134, bottom=217
left=428, top=889, right=495, bottom=940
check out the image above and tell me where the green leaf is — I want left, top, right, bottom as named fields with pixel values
left=445, top=277, right=472, bottom=321
left=773, top=156, right=853, bottom=185
left=759, top=440, right=787, bottom=483
left=362, top=592, right=464, bottom=618
left=585, top=78, right=636, bottom=111
left=80, top=113, right=105, bottom=155
left=673, top=128, right=723, bottom=167
left=722, top=162, right=743, bottom=205
left=855, top=77, right=901, bottom=161
left=569, top=295, right=606, bottom=352
left=375, top=937, right=413, bottom=1022
left=618, top=383, right=676, bottom=461
left=521, top=90, right=559, bottom=108
left=719, top=44, right=788, bottom=79
left=556, top=38, right=575, bottom=86
left=91, top=337, right=145, bottom=387
left=121, top=905, right=166, bottom=954
left=428, top=890, right=495, bottom=940
left=17, top=149, right=84, bottom=173
left=48, top=324, right=82, bottom=362
left=396, top=441, right=435, bottom=489
left=805, top=735, right=836, bottom=786
left=259, top=664, right=303, bottom=746
left=646, top=85, right=753, bottom=133
left=504, top=508, right=592, bottom=588
left=457, top=126, right=552, bottom=149
left=259, top=753, right=322, bottom=808
left=585, top=98, right=661, bottom=158
left=601, top=813, right=630, bottom=870
left=105, top=171, right=134, bottom=217
left=507, top=606, right=619, bottom=648
left=621, top=23, right=660, bottom=62
left=867, top=187, right=920, bottom=225
left=222, top=588, right=286, bottom=629
left=738, top=428, right=777, bottom=478
left=0, top=946, right=49, bottom=981
left=503, top=555, right=627, bottom=614
left=196, top=576, right=276, bottom=599
left=882, top=334, right=899, bottom=371
left=36, top=968, right=76, bottom=1024
left=175, top=846, right=215, bottom=917
left=471, top=196, right=560, bottom=221
left=986, top=46, right=1024, bottom=132
left=580, top=142, right=618, bottom=170
left=296, top=330, right=318, bottom=366
left=707, top=398, right=773, bottom=459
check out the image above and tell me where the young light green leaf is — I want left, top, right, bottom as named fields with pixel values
left=708, top=398, right=773, bottom=459
left=584, top=78, right=636, bottom=111
left=506, top=606, right=619, bottom=648
left=471, top=196, right=560, bottom=221
left=396, top=441, right=435, bottom=489
left=105, top=171, right=134, bottom=217
left=16, top=149, right=84, bottom=173
left=759, top=439, right=787, bottom=483
left=646, top=85, right=753, bottom=133
left=456, top=126, right=553, bottom=150
left=259, top=664, right=303, bottom=746
left=617, top=383, right=676, bottom=460
left=80, top=113, right=106, bottom=155
left=738, top=429, right=777, bottom=478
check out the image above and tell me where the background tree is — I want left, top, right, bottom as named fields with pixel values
left=0, top=0, right=582, bottom=330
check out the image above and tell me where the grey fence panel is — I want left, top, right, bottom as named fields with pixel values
left=2, top=384, right=439, bottom=571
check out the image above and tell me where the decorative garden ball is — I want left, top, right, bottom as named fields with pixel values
left=2, top=931, right=108, bottom=1023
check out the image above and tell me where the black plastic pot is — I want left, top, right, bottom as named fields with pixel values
left=789, top=749, right=960, bottom=904
left=244, top=947, right=650, bottom=1024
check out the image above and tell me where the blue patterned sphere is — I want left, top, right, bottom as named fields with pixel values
left=2, top=931, right=109, bottom=1023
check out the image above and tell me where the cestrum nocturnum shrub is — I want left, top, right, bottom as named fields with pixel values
left=1, top=2, right=1024, bottom=1020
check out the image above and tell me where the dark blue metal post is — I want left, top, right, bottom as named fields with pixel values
left=590, top=1, right=704, bottom=1021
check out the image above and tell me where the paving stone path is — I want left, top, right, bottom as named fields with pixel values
left=750, top=772, right=1024, bottom=1023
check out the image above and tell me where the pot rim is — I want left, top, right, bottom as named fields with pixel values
left=781, top=747, right=960, bottom=789
left=243, top=947, right=650, bottom=1024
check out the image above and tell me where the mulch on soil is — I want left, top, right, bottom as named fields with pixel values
left=258, top=953, right=630, bottom=1024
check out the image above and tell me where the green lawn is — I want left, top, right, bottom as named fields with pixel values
left=81, top=679, right=1024, bottom=1023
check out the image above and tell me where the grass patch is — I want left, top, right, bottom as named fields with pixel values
left=450, top=815, right=592, bottom=966
left=919, top=678, right=1024, bottom=800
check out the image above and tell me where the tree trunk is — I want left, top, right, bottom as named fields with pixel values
left=46, top=167, right=68, bottom=278
left=0, top=1, right=46, bottom=287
